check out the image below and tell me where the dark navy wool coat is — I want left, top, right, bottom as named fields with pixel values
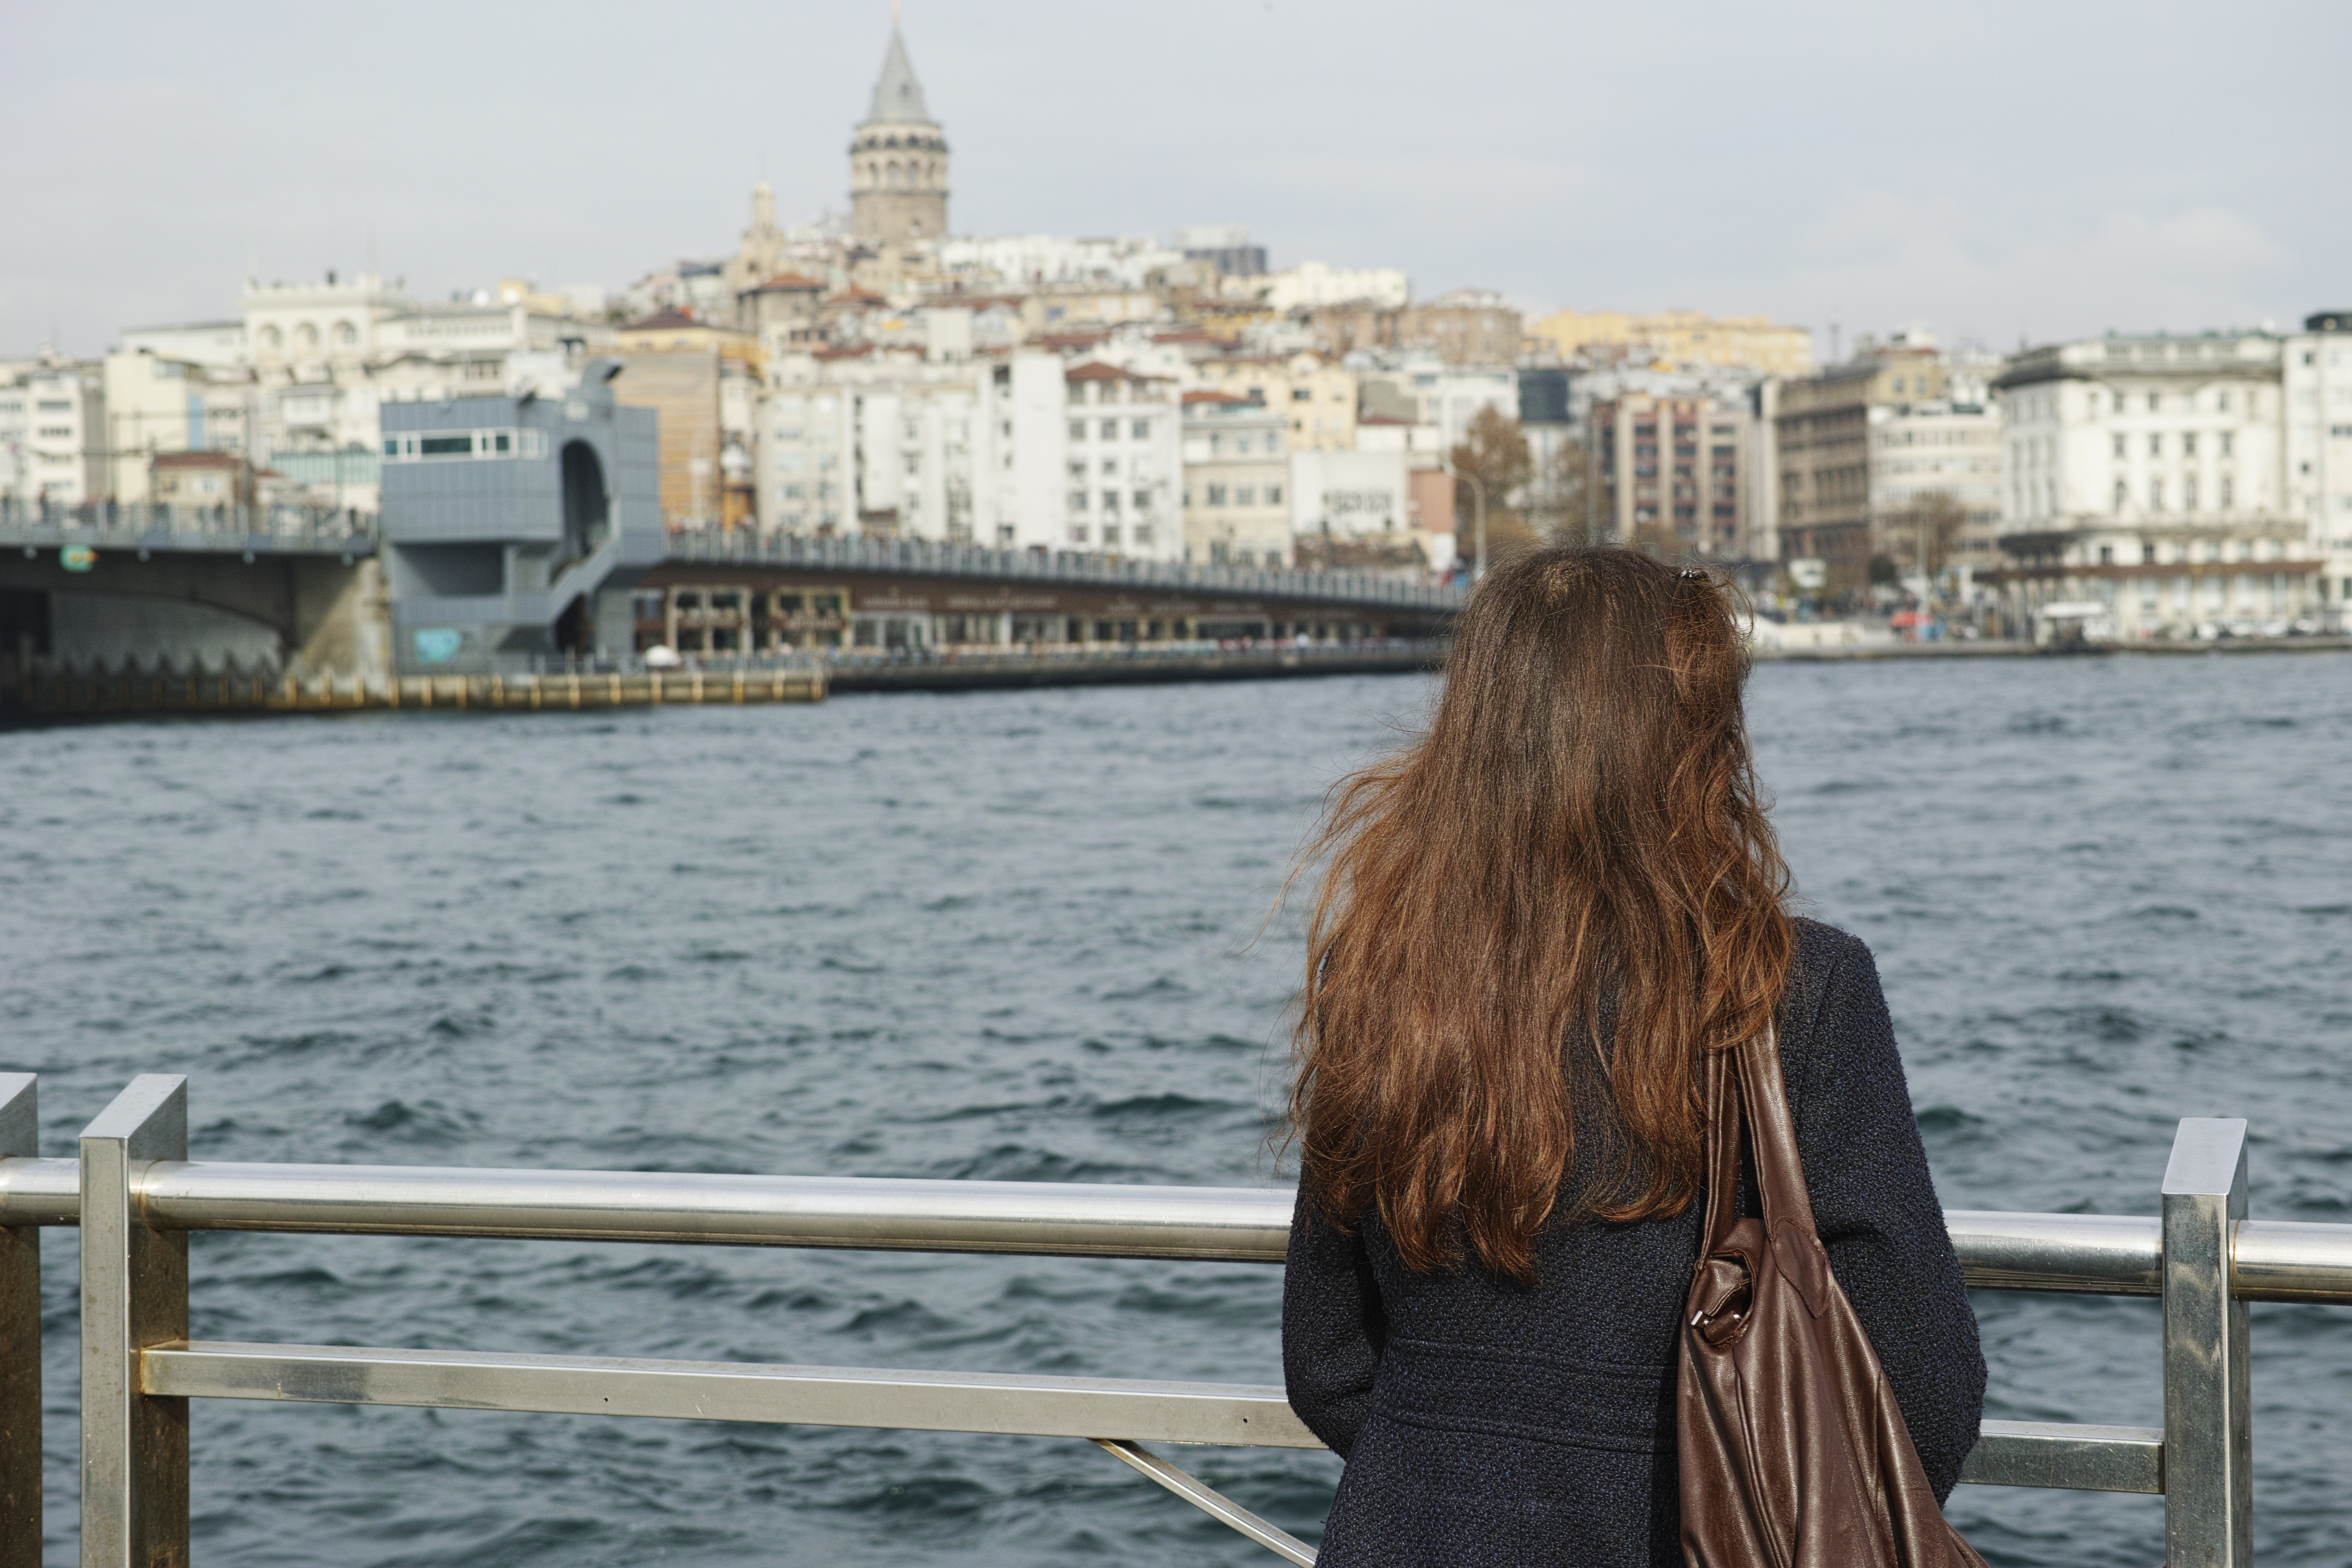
left=1283, top=919, right=1986, bottom=1567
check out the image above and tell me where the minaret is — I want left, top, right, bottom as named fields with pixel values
left=848, top=15, right=948, bottom=246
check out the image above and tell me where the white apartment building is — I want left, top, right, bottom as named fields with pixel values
left=1353, top=353, right=1516, bottom=454
left=1261, top=261, right=1410, bottom=311
left=1992, top=331, right=2313, bottom=637
left=1870, top=394, right=2003, bottom=590
left=936, top=234, right=1186, bottom=292
left=756, top=350, right=1182, bottom=559
left=1182, top=393, right=1290, bottom=567
left=105, top=274, right=609, bottom=514
left=0, top=359, right=105, bottom=506
left=2283, top=310, right=2352, bottom=620
left=1288, top=446, right=1454, bottom=573
left=1057, top=362, right=1182, bottom=556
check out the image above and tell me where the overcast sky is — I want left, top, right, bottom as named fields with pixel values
left=6, top=0, right=2346, bottom=359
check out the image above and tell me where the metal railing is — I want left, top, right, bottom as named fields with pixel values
left=3, top=1073, right=2336, bottom=1565
left=661, top=529, right=1467, bottom=612
left=0, top=498, right=376, bottom=556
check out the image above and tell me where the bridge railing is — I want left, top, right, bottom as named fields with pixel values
left=3, top=1073, right=2327, bottom=1565
left=661, top=529, right=1469, bottom=613
left=0, top=498, right=376, bottom=555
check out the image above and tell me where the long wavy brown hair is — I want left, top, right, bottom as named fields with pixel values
left=1289, top=546, right=1793, bottom=1284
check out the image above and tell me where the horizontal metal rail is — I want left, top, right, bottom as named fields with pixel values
left=135, top=1341, right=2168, bottom=1495
left=661, top=529, right=1467, bottom=612
left=6, top=1155, right=2349, bottom=1303
left=141, top=1342, right=1322, bottom=1448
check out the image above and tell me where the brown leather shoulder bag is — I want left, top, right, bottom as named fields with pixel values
left=1678, top=1026, right=1985, bottom=1568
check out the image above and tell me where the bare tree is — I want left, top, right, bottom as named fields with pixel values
left=1883, top=492, right=1967, bottom=598
left=1450, top=407, right=1538, bottom=564
left=1529, top=439, right=1605, bottom=547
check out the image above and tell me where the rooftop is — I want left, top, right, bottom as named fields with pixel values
left=864, top=26, right=934, bottom=126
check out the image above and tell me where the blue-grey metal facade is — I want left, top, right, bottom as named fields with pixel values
left=379, top=360, right=662, bottom=673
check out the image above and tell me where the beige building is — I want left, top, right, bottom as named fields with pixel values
left=1398, top=290, right=1523, bottom=366
left=1532, top=309, right=1813, bottom=377
left=150, top=450, right=257, bottom=510
left=1772, top=341, right=1953, bottom=584
left=101, top=351, right=258, bottom=504
left=849, top=25, right=949, bottom=247
left=1191, top=353, right=1357, bottom=450
left=614, top=309, right=762, bottom=529
left=1592, top=395, right=1754, bottom=558
left=1182, top=392, right=1291, bottom=567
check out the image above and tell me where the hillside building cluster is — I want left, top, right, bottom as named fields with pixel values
left=6, top=20, right=2349, bottom=640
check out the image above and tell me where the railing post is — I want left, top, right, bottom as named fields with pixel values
left=81, top=1076, right=190, bottom=1568
left=0, top=1075, right=39, bottom=1565
left=2163, top=1117, right=2252, bottom=1568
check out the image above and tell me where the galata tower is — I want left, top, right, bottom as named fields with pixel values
left=848, top=21, right=948, bottom=245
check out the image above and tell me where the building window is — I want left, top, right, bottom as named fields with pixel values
left=2148, top=394, right=2161, bottom=412
left=2099, top=545, right=2114, bottom=564
left=2150, top=479, right=2165, bottom=512
left=1101, top=524, right=1121, bottom=546
left=1206, top=483, right=1228, bottom=506
left=1101, top=490, right=1120, bottom=512
left=2220, top=477, right=2234, bottom=508
left=1069, top=420, right=1086, bottom=441
left=1132, top=489, right=1150, bottom=511
left=1267, top=483, right=1283, bottom=504
left=2219, top=432, right=2233, bottom=457
left=2217, top=392, right=2231, bottom=411
left=2184, top=476, right=2198, bottom=511
left=1235, top=486, right=1255, bottom=506
left=2183, top=432, right=2198, bottom=457
left=1068, top=490, right=1088, bottom=511
left=2148, top=433, right=2163, bottom=456
left=2113, top=480, right=2128, bottom=514
left=2114, top=433, right=2127, bottom=458
left=2143, top=542, right=2158, bottom=565
left=1134, top=524, right=1154, bottom=546
left=1130, top=419, right=1150, bottom=439
left=1099, top=420, right=1118, bottom=440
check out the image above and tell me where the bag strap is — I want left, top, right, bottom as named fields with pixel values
left=1697, top=1021, right=1808, bottom=1252
left=1696, top=1031, right=1745, bottom=1252
left=1735, top=1022, right=1815, bottom=1238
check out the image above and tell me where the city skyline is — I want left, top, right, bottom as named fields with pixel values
left=7, top=0, right=2347, bottom=356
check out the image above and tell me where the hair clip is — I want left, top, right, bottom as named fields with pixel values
left=1678, top=568, right=1705, bottom=581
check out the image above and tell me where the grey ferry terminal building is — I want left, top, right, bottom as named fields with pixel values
left=379, top=358, right=663, bottom=673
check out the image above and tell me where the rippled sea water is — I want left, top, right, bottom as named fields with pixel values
left=6, top=651, right=2351, bottom=1567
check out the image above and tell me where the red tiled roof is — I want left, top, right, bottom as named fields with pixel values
left=750, top=272, right=826, bottom=292
left=152, top=450, right=244, bottom=469
left=620, top=307, right=701, bottom=331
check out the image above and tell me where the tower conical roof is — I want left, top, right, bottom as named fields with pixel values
left=864, top=27, right=933, bottom=125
